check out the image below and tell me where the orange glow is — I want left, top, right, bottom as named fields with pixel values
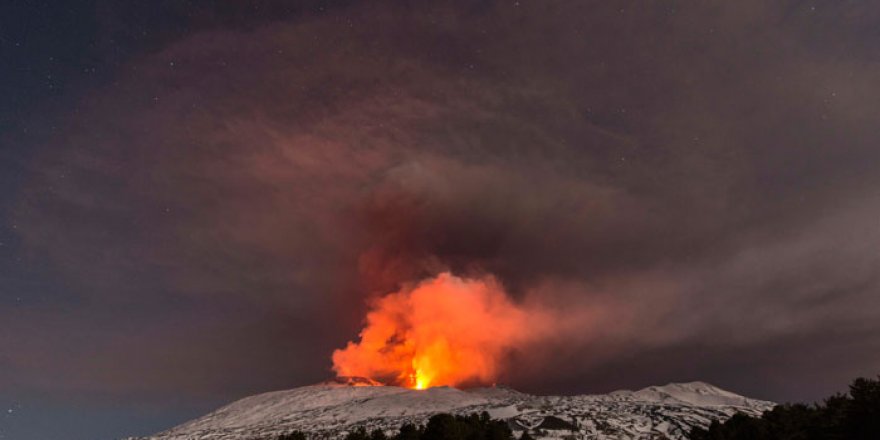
left=332, top=272, right=535, bottom=389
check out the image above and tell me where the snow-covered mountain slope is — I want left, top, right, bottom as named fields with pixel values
left=133, top=378, right=773, bottom=440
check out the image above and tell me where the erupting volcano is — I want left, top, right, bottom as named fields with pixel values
left=332, top=273, right=540, bottom=389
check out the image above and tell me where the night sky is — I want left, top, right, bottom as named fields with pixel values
left=3, top=1, right=880, bottom=439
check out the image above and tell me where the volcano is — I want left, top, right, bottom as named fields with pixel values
left=130, top=379, right=773, bottom=440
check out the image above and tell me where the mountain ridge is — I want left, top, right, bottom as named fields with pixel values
left=132, top=379, right=774, bottom=440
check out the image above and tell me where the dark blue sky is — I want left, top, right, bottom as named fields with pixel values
left=2, top=1, right=880, bottom=440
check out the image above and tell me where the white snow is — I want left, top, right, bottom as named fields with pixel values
left=629, top=381, right=758, bottom=407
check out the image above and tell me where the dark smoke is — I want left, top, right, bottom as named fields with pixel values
left=7, top=1, right=880, bottom=409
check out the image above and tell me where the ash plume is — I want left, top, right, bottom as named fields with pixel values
left=6, top=0, right=880, bottom=406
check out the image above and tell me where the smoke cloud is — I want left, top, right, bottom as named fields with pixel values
left=333, top=272, right=549, bottom=389
left=6, top=0, right=880, bottom=410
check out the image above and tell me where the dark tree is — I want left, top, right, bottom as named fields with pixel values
left=269, top=412, right=515, bottom=440
left=395, top=423, right=423, bottom=440
left=690, top=375, right=880, bottom=440
left=277, top=431, right=307, bottom=440
left=345, top=427, right=370, bottom=440
left=420, top=412, right=514, bottom=440
left=845, top=377, right=880, bottom=440
left=423, top=414, right=466, bottom=440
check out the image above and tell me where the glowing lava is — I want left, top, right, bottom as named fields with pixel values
left=332, top=272, right=536, bottom=389
left=413, top=371, right=428, bottom=390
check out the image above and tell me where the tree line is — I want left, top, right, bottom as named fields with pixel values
left=691, top=375, right=880, bottom=440
left=276, top=412, right=523, bottom=440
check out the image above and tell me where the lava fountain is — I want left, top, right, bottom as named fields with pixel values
left=332, top=272, right=537, bottom=389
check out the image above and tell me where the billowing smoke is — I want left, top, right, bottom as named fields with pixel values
left=6, top=0, right=880, bottom=405
left=333, top=272, right=548, bottom=389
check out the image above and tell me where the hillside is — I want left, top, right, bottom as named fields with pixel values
left=132, top=378, right=773, bottom=440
